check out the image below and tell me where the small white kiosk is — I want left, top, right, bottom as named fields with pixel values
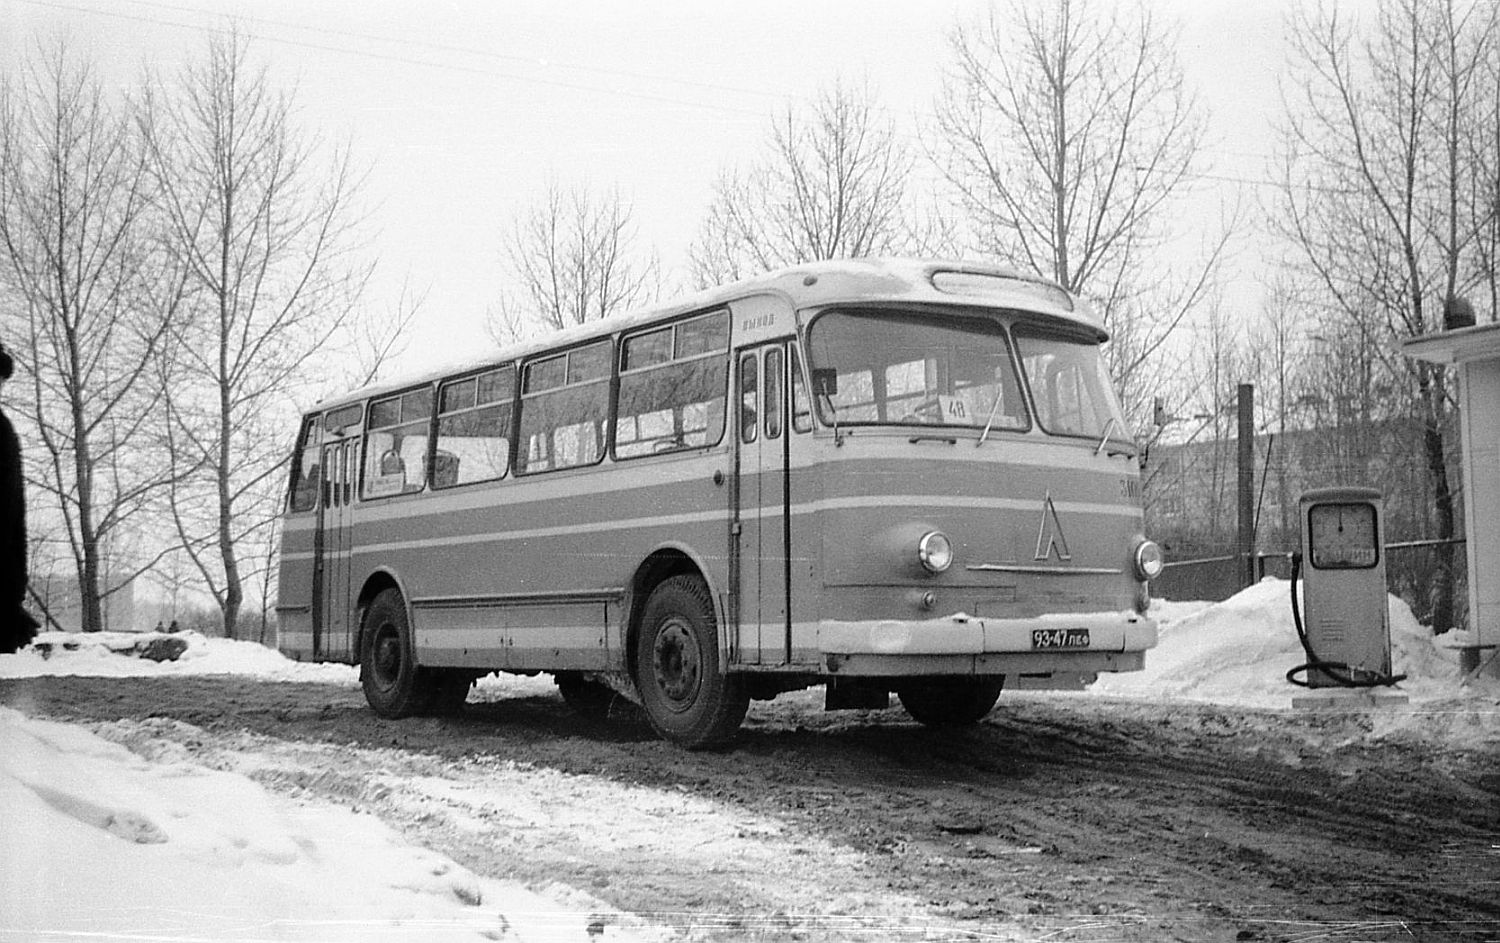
left=1402, top=315, right=1500, bottom=678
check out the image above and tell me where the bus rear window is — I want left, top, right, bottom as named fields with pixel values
left=805, top=309, right=1028, bottom=432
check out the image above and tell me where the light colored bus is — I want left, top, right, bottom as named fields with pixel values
left=276, top=259, right=1161, bottom=747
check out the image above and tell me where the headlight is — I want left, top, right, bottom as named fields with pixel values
left=917, top=531, right=953, bottom=573
left=1133, top=539, right=1164, bottom=581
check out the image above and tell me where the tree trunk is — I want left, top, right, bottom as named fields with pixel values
left=1419, top=365, right=1456, bottom=634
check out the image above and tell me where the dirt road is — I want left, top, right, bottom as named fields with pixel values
left=3, top=675, right=1497, bottom=941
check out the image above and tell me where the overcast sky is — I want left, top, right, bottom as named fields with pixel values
left=1, top=0, right=1291, bottom=379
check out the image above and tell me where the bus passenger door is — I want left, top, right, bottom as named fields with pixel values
left=315, top=437, right=358, bottom=660
left=734, top=344, right=791, bottom=665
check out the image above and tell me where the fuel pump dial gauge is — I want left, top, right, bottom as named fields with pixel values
left=1307, top=502, right=1379, bottom=569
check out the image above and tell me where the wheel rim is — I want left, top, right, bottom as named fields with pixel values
left=370, top=621, right=403, bottom=692
left=651, top=617, right=701, bottom=712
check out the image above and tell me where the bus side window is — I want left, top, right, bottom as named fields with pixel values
left=363, top=388, right=432, bottom=498
left=517, top=341, right=611, bottom=475
left=739, top=353, right=758, bottom=444
left=614, top=312, right=728, bottom=458
left=435, top=366, right=514, bottom=487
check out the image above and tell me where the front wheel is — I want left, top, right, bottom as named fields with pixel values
left=633, top=575, right=748, bottom=749
left=897, top=677, right=1004, bottom=726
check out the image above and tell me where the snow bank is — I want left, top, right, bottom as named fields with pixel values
left=1, top=631, right=570, bottom=703
left=1094, top=578, right=1500, bottom=713
left=0, top=707, right=654, bottom=942
left=2, top=630, right=359, bottom=684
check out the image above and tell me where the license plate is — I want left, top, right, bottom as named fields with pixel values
left=1031, top=628, right=1090, bottom=649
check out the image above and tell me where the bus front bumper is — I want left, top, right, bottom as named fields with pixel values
left=816, top=610, right=1156, bottom=677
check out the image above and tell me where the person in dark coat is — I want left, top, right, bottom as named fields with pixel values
left=1, top=342, right=39, bottom=653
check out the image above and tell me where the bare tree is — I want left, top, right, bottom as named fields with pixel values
left=1274, top=0, right=1499, bottom=632
left=689, top=78, right=937, bottom=287
left=141, top=28, right=373, bottom=638
left=0, top=41, right=185, bottom=632
left=489, top=181, right=658, bottom=342
left=1477, top=32, right=1500, bottom=317
left=931, top=0, right=1227, bottom=427
left=344, top=275, right=425, bottom=389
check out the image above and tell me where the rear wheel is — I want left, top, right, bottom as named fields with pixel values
left=897, top=677, right=1004, bottom=726
left=633, top=575, right=748, bottom=748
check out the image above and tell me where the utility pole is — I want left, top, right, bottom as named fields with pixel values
left=1237, top=383, right=1256, bottom=589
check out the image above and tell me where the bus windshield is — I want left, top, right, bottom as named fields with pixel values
left=1013, top=327, right=1133, bottom=451
left=805, top=308, right=1028, bottom=431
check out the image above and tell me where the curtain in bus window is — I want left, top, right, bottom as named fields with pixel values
left=435, top=366, right=515, bottom=487
left=1013, top=328, right=1131, bottom=445
left=805, top=309, right=1027, bottom=430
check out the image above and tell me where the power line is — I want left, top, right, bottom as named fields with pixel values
left=7, top=0, right=780, bottom=119
left=114, top=0, right=796, bottom=105
left=11, top=0, right=1340, bottom=189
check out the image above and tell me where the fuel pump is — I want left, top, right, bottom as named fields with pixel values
left=1288, top=487, right=1406, bottom=689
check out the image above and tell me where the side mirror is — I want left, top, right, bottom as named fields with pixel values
left=812, top=368, right=839, bottom=397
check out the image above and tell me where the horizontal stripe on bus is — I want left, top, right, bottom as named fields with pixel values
left=282, top=437, right=1133, bottom=533
left=280, top=493, right=1139, bottom=563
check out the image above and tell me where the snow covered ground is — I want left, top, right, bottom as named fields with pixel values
left=2, top=579, right=1497, bottom=941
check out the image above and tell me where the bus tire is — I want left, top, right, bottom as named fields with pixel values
left=633, top=575, right=748, bottom=749
left=360, top=588, right=433, bottom=718
left=897, top=677, right=1004, bottom=726
left=556, top=672, right=615, bottom=721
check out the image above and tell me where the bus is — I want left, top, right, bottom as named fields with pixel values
left=275, top=258, right=1162, bottom=747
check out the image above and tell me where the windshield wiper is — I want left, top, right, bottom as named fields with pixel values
left=976, top=387, right=1007, bottom=446
left=1095, top=417, right=1119, bottom=456
left=820, top=394, right=844, bottom=446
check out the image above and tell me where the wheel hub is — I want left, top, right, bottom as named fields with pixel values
left=371, top=623, right=402, bottom=689
left=652, top=618, right=701, bottom=711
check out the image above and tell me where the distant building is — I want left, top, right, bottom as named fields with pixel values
left=1145, top=416, right=1451, bottom=558
left=1144, top=417, right=1463, bottom=612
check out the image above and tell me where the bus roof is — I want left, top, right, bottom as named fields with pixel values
left=315, top=257, right=1101, bottom=412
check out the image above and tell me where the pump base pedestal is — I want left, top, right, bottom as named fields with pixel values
left=1290, top=687, right=1409, bottom=711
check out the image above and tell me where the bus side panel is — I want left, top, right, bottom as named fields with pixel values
left=405, top=599, right=623, bottom=670
left=352, top=453, right=730, bottom=672
left=276, top=514, right=317, bottom=659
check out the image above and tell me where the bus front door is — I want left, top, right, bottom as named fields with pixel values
left=315, top=437, right=358, bottom=660
left=734, top=344, right=791, bottom=665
